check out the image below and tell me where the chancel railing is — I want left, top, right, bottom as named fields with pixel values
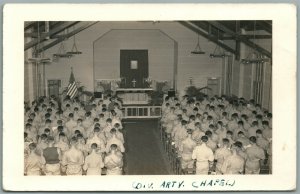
left=122, top=106, right=162, bottom=119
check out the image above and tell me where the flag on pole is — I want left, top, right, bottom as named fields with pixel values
left=66, top=68, right=78, bottom=99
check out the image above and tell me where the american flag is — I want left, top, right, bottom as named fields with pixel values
left=66, top=68, right=78, bottom=99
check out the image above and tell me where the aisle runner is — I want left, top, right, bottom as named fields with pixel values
left=124, top=120, right=171, bottom=175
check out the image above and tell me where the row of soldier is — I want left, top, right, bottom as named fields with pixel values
left=161, top=95, right=272, bottom=174
left=24, top=95, right=126, bottom=175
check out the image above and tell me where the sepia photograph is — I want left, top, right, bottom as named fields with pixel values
left=3, top=4, right=296, bottom=191
left=23, top=20, right=273, bottom=176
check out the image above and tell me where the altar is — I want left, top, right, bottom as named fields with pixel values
left=95, top=78, right=171, bottom=105
left=116, top=88, right=153, bottom=105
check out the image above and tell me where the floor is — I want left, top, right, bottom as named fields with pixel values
left=123, top=119, right=171, bottom=175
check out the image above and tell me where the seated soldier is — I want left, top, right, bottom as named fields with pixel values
left=36, top=134, right=49, bottom=155
left=104, top=144, right=123, bottom=175
left=256, top=129, right=269, bottom=151
left=86, top=118, right=100, bottom=138
left=245, top=136, right=265, bottom=174
left=25, top=143, right=43, bottom=176
left=54, top=132, right=69, bottom=154
left=187, top=115, right=196, bottom=131
left=233, top=121, right=247, bottom=140
left=83, top=143, right=105, bottom=175
left=52, top=120, right=64, bottom=137
left=43, top=128, right=52, bottom=138
left=25, top=123, right=37, bottom=143
left=76, top=133, right=88, bottom=157
left=63, top=104, right=72, bottom=118
left=103, top=118, right=113, bottom=138
left=248, top=121, right=259, bottom=138
left=102, top=107, right=110, bottom=119
left=113, top=103, right=123, bottom=119
left=209, top=124, right=219, bottom=143
left=106, top=128, right=125, bottom=153
left=214, top=138, right=232, bottom=174
left=178, top=129, right=197, bottom=170
left=219, top=112, right=229, bottom=127
left=172, top=120, right=188, bottom=149
left=225, top=130, right=234, bottom=148
left=221, top=141, right=245, bottom=174
left=98, top=113, right=107, bottom=128
left=191, top=122, right=205, bottom=142
left=227, top=113, right=239, bottom=133
left=241, top=114, right=251, bottom=130
left=78, top=103, right=86, bottom=118
left=205, top=130, right=217, bottom=152
left=38, top=119, right=52, bottom=136
left=62, top=137, right=84, bottom=176
left=111, top=111, right=123, bottom=129
left=71, top=119, right=86, bottom=138
left=82, top=112, right=93, bottom=130
left=262, top=120, right=272, bottom=141
left=90, top=104, right=98, bottom=119
left=192, top=136, right=214, bottom=175
left=113, top=123, right=124, bottom=144
left=215, top=121, right=227, bottom=146
left=65, top=113, right=77, bottom=135
left=86, top=127, right=106, bottom=154
left=236, top=131, right=250, bottom=149
left=54, top=126, right=69, bottom=143
left=41, top=136, right=61, bottom=175
left=195, top=113, right=202, bottom=123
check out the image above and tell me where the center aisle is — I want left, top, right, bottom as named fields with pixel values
left=123, top=119, right=171, bottom=175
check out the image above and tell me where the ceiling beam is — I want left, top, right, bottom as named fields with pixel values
left=257, top=21, right=272, bottom=34
left=37, top=21, right=98, bottom=53
left=220, top=34, right=272, bottom=40
left=207, top=21, right=272, bottom=58
left=24, top=21, right=80, bottom=51
left=24, top=22, right=35, bottom=30
left=178, top=21, right=237, bottom=55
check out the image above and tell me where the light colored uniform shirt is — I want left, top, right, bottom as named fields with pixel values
left=221, top=153, right=245, bottom=174
left=86, top=135, right=106, bottom=153
left=257, top=137, right=269, bottom=151
left=245, top=144, right=265, bottom=174
left=82, top=118, right=93, bottom=130
left=192, top=143, right=214, bottom=170
left=214, top=147, right=232, bottom=172
left=83, top=151, right=104, bottom=175
left=104, top=152, right=123, bottom=175
left=25, top=152, right=43, bottom=175
left=65, top=120, right=77, bottom=133
left=179, top=137, right=196, bottom=158
left=55, top=141, right=69, bottom=153
left=62, top=147, right=84, bottom=175
left=262, top=128, right=272, bottom=140
left=248, top=126, right=259, bottom=137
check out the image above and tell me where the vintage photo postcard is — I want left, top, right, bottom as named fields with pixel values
left=2, top=3, right=297, bottom=191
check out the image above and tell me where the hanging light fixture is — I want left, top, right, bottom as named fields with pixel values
left=67, top=32, right=82, bottom=55
left=241, top=21, right=268, bottom=64
left=210, top=29, right=227, bottom=58
left=53, top=28, right=73, bottom=59
left=28, top=21, right=51, bottom=63
left=53, top=39, right=73, bottom=58
left=191, top=35, right=205, bottom=54
left=66, top=26, right=82, bottom=55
